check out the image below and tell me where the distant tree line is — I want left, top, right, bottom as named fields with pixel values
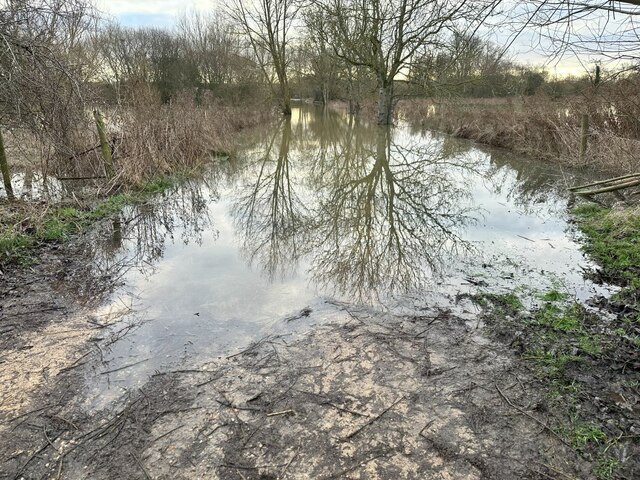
left=2, top=0, right=640, bottom=197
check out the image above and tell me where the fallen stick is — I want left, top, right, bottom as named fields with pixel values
left=321, top=401, right=369, bottom=417
left=267, top=410, right=295, bottom=417
left=57, top=351, right=92, bottom=376
left=100, top=358, right=150, bottom=375
left=569, top=172, right=640, bottom=191
left=132, top=452, right=152, bottom=480
left=576, top=178, right=640, bottom=196
left=344, top=396, right=404, bottom=440
left=58, top=175, right=107, bottom=181
left=517, top=235, right=536, bottom=242
left=495, top=385, right=570, bottom=448
left=152, top=424, right=184, bottom=443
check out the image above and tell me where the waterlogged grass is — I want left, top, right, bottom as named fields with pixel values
left=468, top=204, right=640, bottom=479
left=539, top=289, right=568, bottom=302
left=471, top=288, right=631, bottom=479
left=572, top=203, right=640, bottom=294
left=0, top=176, right=179, bottom=265
left=471, top=292, right=523, bottom=316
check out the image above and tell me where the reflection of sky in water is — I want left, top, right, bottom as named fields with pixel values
left=82, top=105, right=611, bottom=409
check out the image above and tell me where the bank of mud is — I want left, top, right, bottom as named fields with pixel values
left=0, top=210, right=636, bottom=479
left=2, top=288, right=592, bottom=479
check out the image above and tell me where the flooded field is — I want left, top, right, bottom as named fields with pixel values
left=65, top=105, right=608, bottom=405
left=1, top=105, right=624, bottom=479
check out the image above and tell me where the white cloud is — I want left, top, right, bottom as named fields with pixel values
left=96, top=0, right=216, bottom=20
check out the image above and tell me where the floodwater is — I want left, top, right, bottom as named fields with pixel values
left=75, top=105, right=610, bottom=408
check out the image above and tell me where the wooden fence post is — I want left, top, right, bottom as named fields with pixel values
left=580, top=113, right=589, bottom=161
left=93, top=109, right=114, bottom=179
left=0, top=128, right=15, bottom=200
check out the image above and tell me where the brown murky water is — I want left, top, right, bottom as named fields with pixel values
left=65, top=105, right=612, bottom=409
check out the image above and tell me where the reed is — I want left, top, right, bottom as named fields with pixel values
left=400, top=93, right=640, bottom=174
left=113, top=92, right=274, bottom=186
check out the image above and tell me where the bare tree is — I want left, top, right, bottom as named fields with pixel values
left=0, top=0, right=97, bottom=181
left=177, top=11, right=239, bottom=89
left=302, top=6, right=338, bottom=105
left=318, top=0, right=499, bottom=124
left=227, top=0, right=299, bottom=115
left=93, top=23, right=154, bottom=102
left=515, top=1, right=640, bottom=67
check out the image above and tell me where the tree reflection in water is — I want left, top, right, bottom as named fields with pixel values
left=68, top=171, right=222, bottom=302
left=74, top=107, right=587, bottom=306
left=233, top=109, right=480, bottom=302
left=232, top=117, right=309, bottom=279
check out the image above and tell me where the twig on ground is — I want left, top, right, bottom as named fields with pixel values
left=344, top=396, right=404, bottom=440
left=495, top=385, right=571, bottom=448
left=321, top=401, right=369, bottom=417
left=152, top=424, right=184, bottom=443
left=132, top=452, right=152, bottom=480
left=267, top=410, right=295, bottom=417
left=100, top=358, right=150, bottom=375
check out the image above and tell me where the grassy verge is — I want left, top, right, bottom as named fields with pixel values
left=472, top=289, right=638, bottom=479
left=471, top=203, right=640, bottom=479
left=572, top=203, right=640, bottom=304
left=0, top=176, right=180, bottom=266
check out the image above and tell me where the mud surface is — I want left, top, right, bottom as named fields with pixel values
left=1, top=295, right=590, bottom=479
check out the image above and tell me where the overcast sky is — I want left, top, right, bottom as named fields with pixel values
left=96, top=0, right=213, bottom=27
left=95, top=0, right=594, bottom=76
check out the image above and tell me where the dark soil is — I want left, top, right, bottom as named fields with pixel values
left=466, top=291, right=639, bottom=480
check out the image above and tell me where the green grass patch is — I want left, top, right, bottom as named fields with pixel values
left=569, top=422, right=608, bottom=449
left=0, top=231, right=34, bottom=265
left=141, top=176, right=176, bottom=194
left=471, top=292, right=523, bottom=316
left=87, top=194, right=132, bottom=220
left=539, top=289, right=568, bottom=302
left=572, top=204, right=640, bottom=291
left=547, top=380, right=581, bottom=401
left=39, top=207, right=84, bottom=241
left=533, top=302, right=582, bottom=332
left=594, top=456, right=620, bottom=480
left=521, top=349, right=579, bottom=378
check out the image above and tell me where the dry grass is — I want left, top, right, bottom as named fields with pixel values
left=1, top=90, right=274, bottom=189
left=400, top=93, right=640, bottom=174
left=111, top=91, right=274, bottom=186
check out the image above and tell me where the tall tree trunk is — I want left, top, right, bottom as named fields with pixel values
left=280, top=82, right=292, bottom=116
left=377, top=77, right=394, bottom=125
left=276, top=66, right=292, bottom=116
left=0, top=128, right=15, bottom=200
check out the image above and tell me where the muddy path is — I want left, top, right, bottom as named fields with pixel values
left=1, top=287, right=590, bottom=479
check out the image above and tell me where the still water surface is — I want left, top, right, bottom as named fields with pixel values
left=79, top=106, right=608, bottom=406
